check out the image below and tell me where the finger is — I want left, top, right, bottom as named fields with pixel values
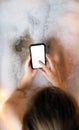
left=39, top=61, right=50, bottom=74
left=38, top=68, right=48, bottom=78
left=46, top=54, right=57, bottom=71
left=25, top=55, right=31, bottom=66
left=32, top=70, right=38, bottom=77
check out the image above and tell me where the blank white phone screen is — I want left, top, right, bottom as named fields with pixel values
left=31, top=45, right=45, bottom=69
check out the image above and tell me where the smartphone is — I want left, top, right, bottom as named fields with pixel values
left=29, top=43, right=46, bottom=69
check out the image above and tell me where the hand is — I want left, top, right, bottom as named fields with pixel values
left=24, top=55, right=37, bottom=79
left=18, top=55, right=37, bottom=89
left=38, top=54, right=66, bottom=90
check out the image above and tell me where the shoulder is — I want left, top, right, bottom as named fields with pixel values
left=2, top=90, right=27, bottom=121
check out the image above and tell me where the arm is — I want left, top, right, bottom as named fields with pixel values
left=1, top=55, right=37, bottom=130
left=38, top=54, right=66, bottom=91
left=18, top=55, right=37, bottom=90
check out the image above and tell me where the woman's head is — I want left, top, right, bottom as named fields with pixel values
left=22, top=87, right=79, bottom=130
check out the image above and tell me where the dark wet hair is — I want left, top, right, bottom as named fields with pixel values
left=22, top=87, right=79, bottom=130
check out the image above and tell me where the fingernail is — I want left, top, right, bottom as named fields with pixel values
left=39, top=60, right=42, bottom=63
